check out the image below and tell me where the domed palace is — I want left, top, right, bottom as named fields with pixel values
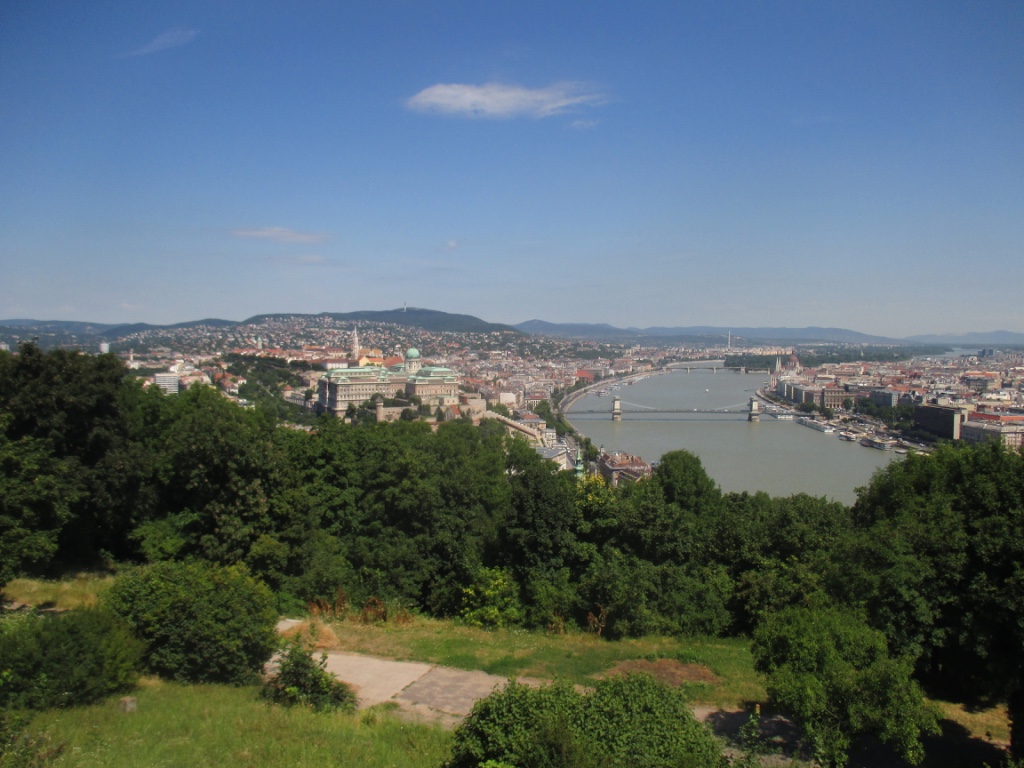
left=315, top=347, right=459, bottom=417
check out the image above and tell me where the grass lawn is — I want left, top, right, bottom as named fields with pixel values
left=7, top=577, right=1011, bottom=766
left=28, top=679, right=451, bottom=768
left=293, top=614, right=763, bottom=711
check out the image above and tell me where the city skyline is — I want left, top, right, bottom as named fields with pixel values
left=2, top=2, right=1022, bottom=337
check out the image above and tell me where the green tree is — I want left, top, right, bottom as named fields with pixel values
left=144, top=385, right=281, bottom=565
left=653, top=449, right=722, bottom=517
left=443, top=675, right=725, bottom=768
left=0, top=424, right=78, bottom=587
left=105, top=561, right=277, bottom=685
left=849, top=441, right=1024, bottom=756
left=752, top=605, right=938, bottom=768
left=0, top=344, right=156, bottom=564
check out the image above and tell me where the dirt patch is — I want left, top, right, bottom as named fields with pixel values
left=598, top=658, right=720, bottom=687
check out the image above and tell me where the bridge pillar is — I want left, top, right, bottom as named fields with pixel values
left=748, top=397, right=760, bottom=422
left=611, top=396, right=622, bottom=421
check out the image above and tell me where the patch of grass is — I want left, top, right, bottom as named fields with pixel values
left=3, top=573, right=114, bottom=610
left=932, top=700, right=1009, bottom=746
left=28, top=678, right=450, bottom=768
left=316, top=615, right=763, bottom=710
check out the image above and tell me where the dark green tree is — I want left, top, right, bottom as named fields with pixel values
left=849, top=441, right=1024, bottom=756
left=0, top=423, right=78, bottom=587
left=0, top=344, right=155, bottom=563
left=752, top=605, right=938, bottom=767
left=443, top=675, right=725, bottom=768
left=105, top=561, right=277, bottom=685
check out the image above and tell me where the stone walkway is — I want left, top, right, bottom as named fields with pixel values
left=323, top=649, right=544, bottom=727
left=276, top=619, right=539, bottom=727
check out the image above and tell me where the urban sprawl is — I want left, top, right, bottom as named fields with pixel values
left=9, top=315, right=1022, bottom=484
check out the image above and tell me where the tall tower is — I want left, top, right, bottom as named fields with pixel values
left=351, top=325, right=359, bottom=360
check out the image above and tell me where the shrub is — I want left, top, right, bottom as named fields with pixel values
left=260, top=639, right=356, bottom=713
left=105, top=561, right=277, bottom=685
left=0, top=608, right=142, bottom=710
left=459, top=567, right=524, bottom=629
left=444, top=675, right=726, bottom=768
left=0, top=711, right=64, bottom=767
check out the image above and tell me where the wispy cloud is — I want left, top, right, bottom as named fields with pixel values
left=407, top=81, right=606, bottom=119
left=232, top=227, right=331, bottom=244
left=126, top=27, right=199, bottom=57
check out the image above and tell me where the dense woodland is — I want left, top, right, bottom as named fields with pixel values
left=3, top=345, right=1024, bottom=766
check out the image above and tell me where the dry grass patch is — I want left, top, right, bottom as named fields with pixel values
left=597, top=658, right=721, bottom=688
left=278, top=618, right=340, bottom=650
left=3, top=573, right=113, bottom=610
left=933, top=700, right=1009, bottom=746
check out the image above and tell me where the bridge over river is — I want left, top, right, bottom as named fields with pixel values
left=567, top=406, right=750, bottom=415
left=566, top=394, right=791, bottom=421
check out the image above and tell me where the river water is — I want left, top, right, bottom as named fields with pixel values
left=564, top=368, right=897, bottom=506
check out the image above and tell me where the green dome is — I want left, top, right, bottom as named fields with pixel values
left=406, top=348, right=421, bottom=359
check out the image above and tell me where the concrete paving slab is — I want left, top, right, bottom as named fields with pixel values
left=321, top=652, right=433, bottom=708
left=396, top=666, right=506, bottom=717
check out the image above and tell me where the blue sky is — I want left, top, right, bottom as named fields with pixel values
left=1, top=1, right=1021, bottom=337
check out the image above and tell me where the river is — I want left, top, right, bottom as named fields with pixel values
left=563, top=368, right=898, bottom=506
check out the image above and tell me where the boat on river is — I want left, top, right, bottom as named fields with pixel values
left=798, top=417, right=835, bottom=433
left=861, top=436, right=895, bottom=450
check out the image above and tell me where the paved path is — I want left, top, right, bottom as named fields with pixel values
left=276, top=619, right=536, bottom=727
left=322, top=650, right=542, bottom=727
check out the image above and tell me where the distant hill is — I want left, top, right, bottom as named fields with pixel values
left=4, top=313, right=1019, bottom=349
left=0, top=309, right=518, bottom=348
left=245, top=308, right=520, bottom=334
left=0, top=320, right=120, bottom=335
left=516, top=321, right=903, bottom=344
left=515, top=320, right=643, bottom=339
left=903, top=331, right=1024, bottom=346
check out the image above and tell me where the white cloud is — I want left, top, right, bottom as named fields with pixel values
left=445, top=239, right=459, bottom=251
left=232, top=227, right=330, bottom=244
left=126, top=27, right=198, bottom=57
left=407, top=81, right=605, bottom=119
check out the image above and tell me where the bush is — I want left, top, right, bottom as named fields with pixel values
left=260, top=639, right=357, bottom=713
left=460, top=567, right=523, bottom=629
left=752, top=605, right=938, bottom=768
left=0, top=712, right=64, bottom=767
left=444, top=675, right=726, bottom=768
left=105, top=561, right=277, bottom=685
left=0, top=608, right=142, bottom=710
